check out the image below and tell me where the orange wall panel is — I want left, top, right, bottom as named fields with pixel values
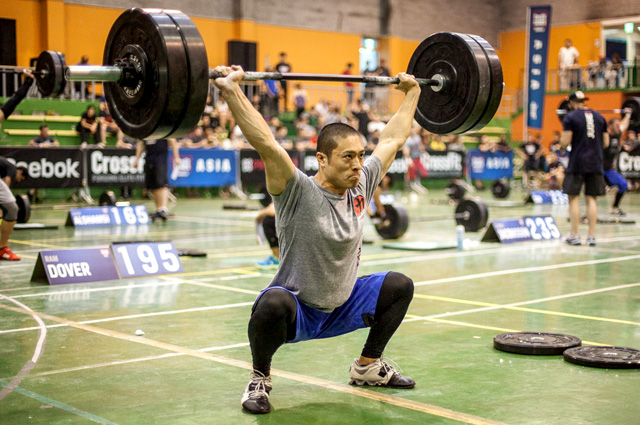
left=0, top=0, right=43, bottom=66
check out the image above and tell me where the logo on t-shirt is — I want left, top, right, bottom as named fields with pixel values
left=354, top=195, right=366, bottom=216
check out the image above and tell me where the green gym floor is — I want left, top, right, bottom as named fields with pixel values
left=1, top=187, right=639, bottom=425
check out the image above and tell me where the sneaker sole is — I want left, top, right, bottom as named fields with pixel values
left=349, top=379, right=415, bottom=389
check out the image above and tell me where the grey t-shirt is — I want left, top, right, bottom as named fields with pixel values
left=270, top=155, right=383, bottom=311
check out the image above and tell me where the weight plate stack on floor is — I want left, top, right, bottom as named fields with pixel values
left=494, top=332, right=582, bottom=355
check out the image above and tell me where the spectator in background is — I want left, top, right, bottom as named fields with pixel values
left=517, top=133, right=543, bottom=188
left=133, top=139, right=180, bottom=222
left=403, top=124, right=427, bottom=193
left=604, top=112, right=632, bottom=215
left=76, top=105, right=100, bottom=147
left=99, top=100, right=124, bottom=146
left=428, top=132, right=446, bottom=151
left=493, top=135, right=512, bottom=153
left=374, top=59, right=391, bottom=114
left=74, top=55, right=91, bottom=98
left=543, top=151, right=565, bottom=190
left=274, top=125, right=293, bottom=150
left=447, top=135, right=466, bottom=152
left=367, top=129, right=381, bottom=150
left=363, top=62, right=376, bottom=106
left=558, top=39, right=580, bottom=91
left=29, top=124, right=59, bottom=147
left=343, top=62, right=355, bottom=106
left=216, top=92, right=235, bottom=130
left=291, top=84, right=309, bottom=119
left=348, top=99, right=372, bottom=141
left=261, top=67, right=281, bottom=119
left=606, top=53, right=626, bottom=88
left=623, top=130, right=639, bottom=152
left=275, top=52, right=292, bottom=111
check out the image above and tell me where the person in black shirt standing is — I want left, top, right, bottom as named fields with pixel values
left=0, top=157, right=28, bottom=260
left=275, top=52, right=291, bottom=112
left=561, top=91, right=609, bottom=246
left=604, top=111, right=632, bottom=215
left=133, top=139, right=180, bottom=221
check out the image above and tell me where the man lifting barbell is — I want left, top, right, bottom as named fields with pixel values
left=213, top=65, right=419, bottom=415
left=0, top=157, right=29, bottom=261
left=0, top=70, right=34, bottom=129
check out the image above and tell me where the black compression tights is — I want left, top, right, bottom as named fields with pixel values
left=248, top=272, right=414, bottom=375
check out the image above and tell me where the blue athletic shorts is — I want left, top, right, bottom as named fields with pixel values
left=603, top=168, right=628, bottom=193
left=256, top=271, right=389, bottom=344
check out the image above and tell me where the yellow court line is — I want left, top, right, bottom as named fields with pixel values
left=0, top=303, right=506, bottom=425
left=413, top=294, right=640, bottom=327
left=8, top=239, right=72, bottom=250
left=405, top=315, right=609, bottom=346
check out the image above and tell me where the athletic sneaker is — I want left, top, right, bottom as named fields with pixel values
left=349, top=358, right=415, bottom=388
left=565, top=234, right=581, bottom=246
left=586, top=235, right=597, bottom=246
left=241, top=372, right=272, bottom=414
left=257, top=255, right=279, bottom=269
left=151, top=210, right=169, bottom=222
left=0, top=247, right=20, bottom=261
left=610, top=208, right=626, bottom=216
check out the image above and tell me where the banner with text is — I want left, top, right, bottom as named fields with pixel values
left=240, top=149, right=302, bottom=185
left=0, top=147, right=84, bottom=188
left=525, top=5, right=552, bottom=129
left=86, top=147, right=145, bottom=187
left=617, top=148, right=640, bottom=179
left=168, top=148, right=237, bottom=187
left=467, top=149, right=514, bottom=180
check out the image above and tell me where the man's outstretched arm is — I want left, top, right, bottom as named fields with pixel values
left=372, top=73, right=420, bottom=174
left=213, top=66, right=295, bottom=195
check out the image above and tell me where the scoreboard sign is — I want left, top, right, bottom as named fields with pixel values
left=482, top=216, right=561, bottom=244
left=66, top=205, right=150, bottom=227
left=31, top=248, right=120, bottom=284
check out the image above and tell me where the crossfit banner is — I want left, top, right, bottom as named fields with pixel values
left=86, top=147, right=145, bottom=187
left=0, top=147, right=84, bottom=188
left=467, top=149, right=514, bottom=180
left=240, top=149, right=302, bottom=185
left=617, top=148, right=640, bottom=179
left=168, top=148, right=237, bottom=187
left=524, top=5, right=552, bottom=129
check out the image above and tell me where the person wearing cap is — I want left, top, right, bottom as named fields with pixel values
left=560, top=91, right=609, bottom=246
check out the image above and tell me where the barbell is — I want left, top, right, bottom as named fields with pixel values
left=27, top=8, right=503, bottom=140
left=556, top=98, right=640, bottom=125
left=374, top=198, right=489, bottom=239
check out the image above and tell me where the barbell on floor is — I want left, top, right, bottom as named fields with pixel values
left=374, top=198, right=489, bottom=239
left=556, top=97, right=640, bottom=125
left=28, top=8, right=503, bottom=139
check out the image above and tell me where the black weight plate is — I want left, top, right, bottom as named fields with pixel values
left=491, top=179, right=510, bottom=199
left=557, top=99, right=570, bottom=124
left=464, top=35, right=504, bottom=133
left=494, top=332, right=581, bottom=355
left=407, top=32, right=491, bottom=134
left=163, top=10, right=210, bottom=138
left=455, top=198, right=488, bottom=232
left=104, top=8, right=189, bottom=139
left=99, top=190, right=117, bottom=206
left=15, top=194, right=31, bottom=224
left=35, top=51, right=66, bottom=98
left=621, top=97, right=640, bottom=125
left=564, top=346, right=640, bottom=369
left=375, top=204, right=409, bottom=239
left=445, top=182, right=466, bottom=200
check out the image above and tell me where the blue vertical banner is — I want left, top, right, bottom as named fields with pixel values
left=524, top=5, right=552, bottom=130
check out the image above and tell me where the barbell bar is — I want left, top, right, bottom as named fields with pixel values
left=30, top=8, right=504, bottom=140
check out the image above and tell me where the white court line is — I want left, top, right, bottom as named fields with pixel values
left=0, top=301, right=254, bottom=335
left=405, top=282, right=640, bottom=322
left=6, top=280, right=184, bottom=299
left=169, top=216, right=255, bottom=227
left=412, top=254, right=640, bottom=287
left=0, top=342, right=251, bottom=382
left=0, top=294, right=47, bottom=401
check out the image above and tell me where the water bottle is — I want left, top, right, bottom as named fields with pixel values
left=456, top=225, right=465, bottom=251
